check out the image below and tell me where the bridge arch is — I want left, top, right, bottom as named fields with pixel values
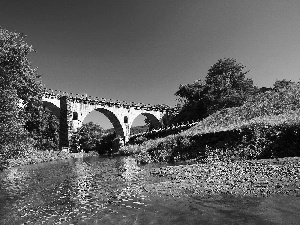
left=82, top=108, right=125, bottom=139
left=129, top=112, right=162, bottom=131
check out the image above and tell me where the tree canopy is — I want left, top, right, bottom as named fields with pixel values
left=273, top=79, right=296, bottom=91
left=0, top=27, right=62, bottom=163
left=1, top=27, right=42, bottom=149
left=70, top=122, right=105, bottom=152
left=173, top=58, right=257, bottom=123
left=0, top=27, right=42, bottom=107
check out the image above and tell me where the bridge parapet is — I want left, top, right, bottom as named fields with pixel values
left=43, top=88, right=174, bottom=112
left=129, top=120, right=200, bottom=142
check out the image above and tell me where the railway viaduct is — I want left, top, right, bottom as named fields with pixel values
left=42, top=89, right=173, bottom=149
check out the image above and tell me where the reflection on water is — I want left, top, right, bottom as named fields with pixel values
left=1, top=167, right=31, bottom=196
left=0, top=156, right=300, bottom=224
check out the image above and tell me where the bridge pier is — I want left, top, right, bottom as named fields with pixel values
left=59, top=96, right=74, bottom=149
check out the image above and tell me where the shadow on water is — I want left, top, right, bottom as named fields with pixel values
left=0, top=156, right=300, bottom=224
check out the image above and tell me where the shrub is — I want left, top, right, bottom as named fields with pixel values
left=132, top=135, right=148, bottom=145
left=96, top=132, right=117, bottom=155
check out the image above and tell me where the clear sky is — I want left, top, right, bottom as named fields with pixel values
left=2, top=0, right=300, bottom=128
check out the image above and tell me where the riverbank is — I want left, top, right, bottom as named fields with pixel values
left=1, top=149, right=99, bottom=170
left=144, top=157, right=300, bottom=198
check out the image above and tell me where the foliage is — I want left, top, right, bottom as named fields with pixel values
left=144, top=117, right=154, bottom=131
left=130, top=135, right=148, bottom=145
left=1, top=27, right=59, bottom=154
left=175, top=79, right=207, bottom=103
left=69, top=121, right=120, bottom=155
left=162, top=110, right=178, bottom=127
left=0, top=27, right=44, bottom=164
left=0, top=27, right=43, bottom=124
left=0, top=88, right=27, bottom=147
left=184, top=81, right=300, bottom=136
left=120, top=81, right=300, bottom=164
left=273, top=79, right=295, bottom=91
left=200, top=117, right=300, bottom=161
left=96, top=132, right=117, bottom=155
left=121, top=110, right=300, bottom=164
left=174, top=79, right=209, bottom=123
left=70, top=122, right=104, bottom=152
left=173, top=58, right=256, bottom=123
left=171, top=100, right=207, bottom=124
left=70, top=131, right=80, bottom=153
left=25, top=108, right=59, bottom=151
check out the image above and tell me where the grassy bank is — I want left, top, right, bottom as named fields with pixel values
left=120, top=109, right=300, bottom=164
left=120, top=84, right=300, bottom=164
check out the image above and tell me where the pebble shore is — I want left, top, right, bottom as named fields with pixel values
left=145, top=157, right=300, bottom=198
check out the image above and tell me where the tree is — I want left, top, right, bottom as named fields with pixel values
left=273, top=79, right=295, bottom=91
left=0, top=27, right=42, bottom=114
left=0, top=88, right=25, bottom=146
left=25, top=108, right=59, bottom=151
left=175, top=79, right=208, bottom=103
left=0, top=27, right=42, bottom=158
left=1, top=27, right=61, bottom=154
left=144, top=117, right=155, bottom=131
left=174, top=79, right=210, bottom=123
left=96, top=132, right=116, bottom=155
left=70, top=122, right=104, bottom=152
left=205, top=58, right=256, bottom=113
left=42, top=110, right=59, bottom=150
left=173, top=58, right=256, bottom=123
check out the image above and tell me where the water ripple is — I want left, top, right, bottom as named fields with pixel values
left=1, top=156, right=300, bottom=224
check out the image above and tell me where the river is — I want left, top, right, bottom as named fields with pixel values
left=0, top=155, right=300, bottom=224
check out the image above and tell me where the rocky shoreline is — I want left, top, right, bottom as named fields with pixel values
left=144, top=157, right=300, bottom=198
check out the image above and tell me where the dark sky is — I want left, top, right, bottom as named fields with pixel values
left=2, top=0, right=300, bottom=128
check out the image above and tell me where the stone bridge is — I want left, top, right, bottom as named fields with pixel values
left=42, top=89, right=174, bottom=149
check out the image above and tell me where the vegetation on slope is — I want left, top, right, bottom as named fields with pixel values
left=185, top=81, right=300, bottom=135
left=121, top=78, right=300, bottom=164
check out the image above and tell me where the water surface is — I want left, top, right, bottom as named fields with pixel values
left=0, top=156, right=299, bottom=224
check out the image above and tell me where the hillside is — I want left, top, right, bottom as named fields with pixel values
left=120, top=83, right=300, bottom=163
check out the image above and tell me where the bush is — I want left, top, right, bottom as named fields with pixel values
left=69, top=122, right=105, bottom=153
left=96, top=132, right=117, bottom=155
left=131, top=135, right=148, bottom=145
